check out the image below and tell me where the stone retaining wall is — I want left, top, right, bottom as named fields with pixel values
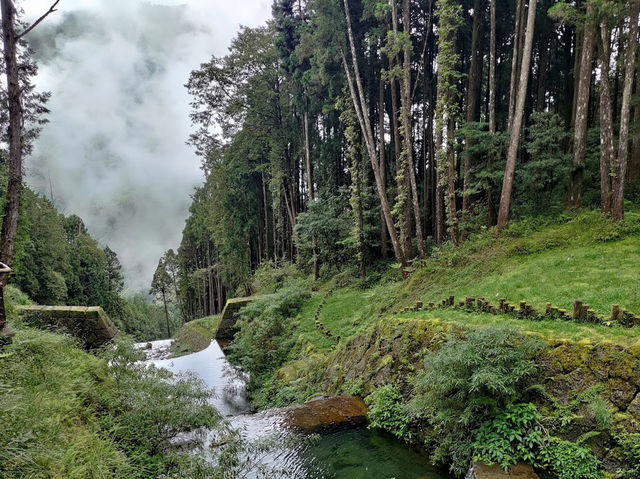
left=18, top=305, right=118, bottom=349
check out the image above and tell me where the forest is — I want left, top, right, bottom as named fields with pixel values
left=167, top=0, right=640, bottom=321
left=4, top=0, right=640, bottom=477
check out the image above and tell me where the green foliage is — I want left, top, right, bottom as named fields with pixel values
left=537, top=437, right=602, bottom=479
left=517, top=113, right=572, bottom=216
left=0, top=327, right=226, bottom=478
left=411, top=326, right=543, bottom=475
left=473, top=403, right=545, bottom=470
left=366, top=385, right=414, bottom=441
left=617, top=432, right=640, bottom=478
left=296, top=193, right=352, bottom=272
left=251, top=261, right=305, bottom=294
left=227, top=284, right=310, bottom=399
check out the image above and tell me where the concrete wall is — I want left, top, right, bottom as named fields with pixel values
left=18, top=305, right=118, bottom=349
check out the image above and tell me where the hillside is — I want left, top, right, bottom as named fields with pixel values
left=216, top=209, right=640, bottom=477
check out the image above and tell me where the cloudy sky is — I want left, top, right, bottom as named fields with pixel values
left=22, top=0, right=271, bottom=291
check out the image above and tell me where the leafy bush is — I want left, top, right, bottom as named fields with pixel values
left=537, top=437, right=601, bottom=479
left=228, top=284, right=311, bottom=397
left=251, top=261, right=305, bottom=294
left=617, top=433, right=640, bottom=478
left=366, top=385, right=414, bottom=441
left=473, top=403, right=544, bottom=470
left=99, top=340, right=222, bottom=477
left=0, top=328, right=228, bottom=478
left=411, top=326, right=543, bottom=476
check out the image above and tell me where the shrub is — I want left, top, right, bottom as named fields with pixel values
left=617, top=433, right=640, bottom=478
left=366, top=385, right=414, bottom=441
left=227, top=284, right=310, bottom=397
left=473, top=403, right=544, bottom=470
left=537, top=437, right=601, bottom=479
left=411, top=326, right=543, bottom=476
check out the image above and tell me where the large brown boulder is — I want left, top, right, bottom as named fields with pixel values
left=284, top=396, right=368, bottom=432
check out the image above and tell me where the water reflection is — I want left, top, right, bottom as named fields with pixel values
left=141, top=339, right=449, bottom=479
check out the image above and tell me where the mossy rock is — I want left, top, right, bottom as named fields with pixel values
left=606, top=378, right=637, bottom=409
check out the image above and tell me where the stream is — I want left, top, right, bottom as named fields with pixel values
left=139, top=339, right=450, bottom=478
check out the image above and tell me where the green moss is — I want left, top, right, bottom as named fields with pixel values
left=171, top=315, right=220, bottom=357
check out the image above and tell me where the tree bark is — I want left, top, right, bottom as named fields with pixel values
left=568, top=1, right=596, bottom=209
left=388, top=6, right=413, bottom=260
left=342, top=0, right=408, bottom=268
left=162, top=289, right=171, bottom=338
left=612, top=0, right=640, bottom=220
left=400, top=0, right=426, bottom=259
left=599, top=20, right=614, bottom=215
left=508, top=0, right=525, bottom=130
left=0, top=0, right=23, bottom=280
left=303, top=109, right=315, bottom=201
left=378, top=75, right=389, bottom=259
left=446, top=118, right=459, bottom=244
left=489, top=0, right=497, bottom=136
left=497, top=0, right=538, bottom=231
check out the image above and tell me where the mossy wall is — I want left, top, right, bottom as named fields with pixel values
left=274, top=317, right=640, bottom=473
left=18, top=305, right=118, bottom=349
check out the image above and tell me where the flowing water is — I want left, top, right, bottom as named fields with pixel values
left=139, top=339, right=450, bottom=479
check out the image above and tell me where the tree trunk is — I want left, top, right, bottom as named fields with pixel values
left=446, top=118, right=459, bottom=244
left=489, top=0, right=497, bottom=136
left=162, top=289, right=171, bottom=338
left=599, top=20, right=614, bottom=215
left=508, top=0, right=525, bottom=131
left=342, top=0, right=408, bottom=268
left=497, top=0, right=538, bottom=231
left=400, top=0, right=426, bottom=259
left=303, top=109, right=315, bottom=201
left=612, top=0, right=640, bottom=220
left=389, top=48, right=412, bottom=260
left=0, top=0, right=23, bottom=279
left=568, top=1, right=596, bottom=209
left=462, top=0, right=484, bottom=215
left=378, top=75, right=389, bottom=259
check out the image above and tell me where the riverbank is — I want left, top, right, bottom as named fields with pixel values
left=0, top=289, right=227, bottom=478
left=212, top=210, right=640, bottom=478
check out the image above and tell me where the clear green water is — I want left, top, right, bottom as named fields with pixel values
left=302, top=428, right=449, bottom=479
left=145, top=340, right=450, bottom=478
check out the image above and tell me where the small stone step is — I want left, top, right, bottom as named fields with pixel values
left=465, top=462, right=539, bottom=479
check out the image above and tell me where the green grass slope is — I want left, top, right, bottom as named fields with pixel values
left=286, top=209, right=640, bottom=356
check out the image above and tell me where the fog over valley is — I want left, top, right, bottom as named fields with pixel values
left=22, top=0, right=271, bottom=291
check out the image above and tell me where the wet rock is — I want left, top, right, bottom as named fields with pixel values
left=284, top=396, right=367, bottom=432
left=465, top=462, right=539, bottom=479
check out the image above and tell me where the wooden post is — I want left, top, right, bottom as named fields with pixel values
left=573, top=300, right=583, bottom=320
left=611, top=304, right=621, bottom=322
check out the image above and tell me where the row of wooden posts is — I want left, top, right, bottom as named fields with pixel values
left=398, top=296, right=640, bottom=328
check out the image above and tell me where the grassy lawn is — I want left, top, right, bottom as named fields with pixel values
left=396, top=308, right=640, bottom=348
left=280, top=210, right=640, bottom=354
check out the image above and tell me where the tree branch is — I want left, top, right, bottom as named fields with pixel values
left=16, top=0, right=60, bottom=40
